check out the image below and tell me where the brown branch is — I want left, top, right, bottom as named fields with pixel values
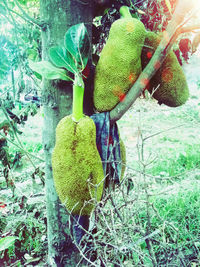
left=143, top=124, right=185, bottom=142
left=109, top=42, right=173, bottom=124
left=110, top=0, right=200, bottom=124
left=174, top=24, right=200, bottom=36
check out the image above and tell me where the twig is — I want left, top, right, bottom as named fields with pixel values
left=151, top=203, right=179, bottom=233
left=12, top=0, right=44, bottom=28
left=2, top=0, right=26, bottom=73
left=1, top=107, right=37, bottom=168
left=119, top=160, right=199, bottom=183
left=109, top=193, right=123, bottom=222
left=0, top=133, right=44, bottom=162
left=5, top=6, right=38, bottom=26
left=74, top=242, right=98, bottom=266
left=135, top=229, right=161, bottom=246
left=75, top=0, right=89, bottom=4
left=137, top=124, right=158, bottom=266
left=143, top=124, right=185, bottom=141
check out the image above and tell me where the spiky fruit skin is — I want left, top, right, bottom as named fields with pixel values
left=141, top=31, right=189, bottom=107
left=94, top=18, right=146, bottom=112
left=52, top=115, right=104, bottom=215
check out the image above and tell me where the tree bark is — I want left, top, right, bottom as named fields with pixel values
left=40, top=0, right=93, bottom=265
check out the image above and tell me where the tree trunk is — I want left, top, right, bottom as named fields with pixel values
left=40, top=1, right=93, bottom=265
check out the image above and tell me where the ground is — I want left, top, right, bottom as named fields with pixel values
left=0, top=50, right=200, bottom=266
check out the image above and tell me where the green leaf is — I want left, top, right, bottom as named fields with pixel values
left=64, top=23, right=90, bottom=71
left=17, top=0, right=28, bottom=5
left=48, top=46, right=77, bottom=74
left=0, top=236, right=17, bottom=252
left=29, top=60, right=72, bottom=81
left=33, top=71, right=42, bottom=80
left=27, top=48, right=38, bottom=61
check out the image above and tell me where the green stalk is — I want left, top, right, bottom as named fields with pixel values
left=119, top=6, right=132, bottom=18
left=72, top=74, right=84, bottom=122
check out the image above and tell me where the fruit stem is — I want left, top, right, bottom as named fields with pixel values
left=119, top=6, right=132, bottom=18
left=72, top=74, right=84, bottom=122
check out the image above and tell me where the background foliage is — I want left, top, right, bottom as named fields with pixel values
left=0, top=0, right=200, bottom=266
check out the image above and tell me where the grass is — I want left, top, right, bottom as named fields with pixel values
left=93, top=79, right=200, bottom=265
left=1, top=99, right=200, bottom=265
left=22, top=141, right=43, bottom=153
left=89, top=168, right=200, bottom=265
left=147, top=143, right=200, bottom=177
left=1, top=98, right=200, bottom=266
left=1, top=214, right=47, bottom=264
left=145, top=181, right=200, bottom=241
left=151, top=181, right=200, bottom=264
left=1, top=66, right=200, bottom=265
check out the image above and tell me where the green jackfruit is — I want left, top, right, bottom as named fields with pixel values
left=52, top=115, right=104, bottom=215
left=94, top=18, right=146, bottom=112
left=141, top=31, right=189, bottom=107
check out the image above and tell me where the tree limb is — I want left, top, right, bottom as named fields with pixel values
left=12, top=0, right=44, bottom=28
left=175, top=24, right=200, bottom=36
left=5, top=6, right=41, bottom=27
left=110, top=0, right=200, bottom=124
left=109, top=40, right=174, bottom=124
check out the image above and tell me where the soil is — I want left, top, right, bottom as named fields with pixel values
left=0, top=49, right=200, bottom=266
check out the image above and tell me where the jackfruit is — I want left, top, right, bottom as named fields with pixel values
left=141, top=31, right=189, bottom=107
left=52, top=115, right=104, bottom=215
left=94, top=17, right=146, bottom=112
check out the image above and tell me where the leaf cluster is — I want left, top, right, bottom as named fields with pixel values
left=30, top=23, right=91, bottom=82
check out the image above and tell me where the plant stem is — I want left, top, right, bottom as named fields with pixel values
left=1, top=106, right=37, bottom=168
left=12, top=0, right=44, bottom=27
left=0, top=133, right=44, bottom=162
left=72, top=74, right=84, bottom=122
left=119, top=6, right=132, bottom=18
